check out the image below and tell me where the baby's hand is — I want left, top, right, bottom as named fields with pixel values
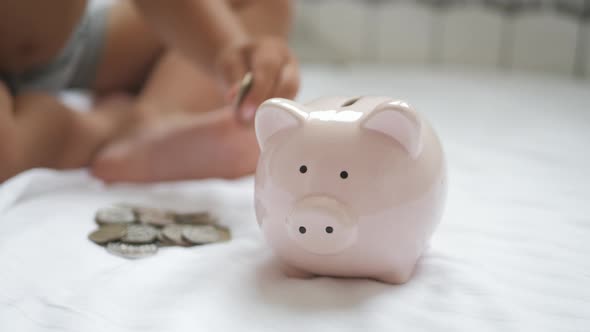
left=216, top=36, right=299, bottom=123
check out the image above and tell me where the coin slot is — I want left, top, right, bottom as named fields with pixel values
left=341, top=97, right=361, bottom=107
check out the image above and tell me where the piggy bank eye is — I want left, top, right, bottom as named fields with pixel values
left=299, top=165, right=308, bottom=174
left=340, top=171, right=348, bottom=179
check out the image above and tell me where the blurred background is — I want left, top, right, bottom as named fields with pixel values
left=287, top=0, right=590, bottom=78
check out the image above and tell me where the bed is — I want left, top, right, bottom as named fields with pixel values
left=1, top=64, right=589, bottom=331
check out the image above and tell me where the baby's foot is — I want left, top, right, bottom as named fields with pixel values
left=91, top=106, right=259, bottom=182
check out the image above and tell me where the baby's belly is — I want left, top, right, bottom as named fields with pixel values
left=0, top=0, right=87, bottom=73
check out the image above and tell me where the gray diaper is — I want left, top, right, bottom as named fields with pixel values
left=0, top=3, right=109, bottom=95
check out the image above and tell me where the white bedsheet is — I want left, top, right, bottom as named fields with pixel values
left=1, top=65, right=589, bottom=332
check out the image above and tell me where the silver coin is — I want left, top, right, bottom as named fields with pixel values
left=181, top=225, right=221, bottom=244
left=106, top=242, right=158, bottom=259
left=215, top=225, right=231, bottom=242
left=136, top=207, right=175, bottom=226
left=161, top=224, right=190, bottom=246
left=234, top=72, right=253, bottom=123
left=174, top=212, right=217, bottom=225
left=235, top=72, right=253, bottom=109
left=121, top=224, right=158, bottom=244
left=95, top=206, right=136, bottom=225
left=88, top=224, right=127, bottom=245
left=157, top=230, right=175, bottom=247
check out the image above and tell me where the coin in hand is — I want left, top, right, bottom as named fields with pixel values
left=234, top=72, right=253, bottom=123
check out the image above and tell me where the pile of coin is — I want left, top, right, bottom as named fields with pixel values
left=89, top=204, right=230, bottom=259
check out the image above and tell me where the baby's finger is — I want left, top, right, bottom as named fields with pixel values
left=240, top=50, right=283, bottom=122
left=274, top=59, right=300, bottom=100
left=225, top=82, right=240, bottom=104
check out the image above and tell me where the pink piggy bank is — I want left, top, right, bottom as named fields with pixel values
left=254, top=96, right=446, bottom=284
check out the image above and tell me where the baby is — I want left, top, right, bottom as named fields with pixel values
left=0, top=0, right=299, bottom=182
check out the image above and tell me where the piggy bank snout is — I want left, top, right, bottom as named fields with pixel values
left=287, top=196, right=358, bottom=255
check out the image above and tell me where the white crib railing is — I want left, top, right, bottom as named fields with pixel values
left=290, top=0, right=590, bottom=78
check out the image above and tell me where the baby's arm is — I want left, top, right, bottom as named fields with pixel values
left=133, top=0, right=248, bottom=71
left=133, top=0, right=299, bottom=122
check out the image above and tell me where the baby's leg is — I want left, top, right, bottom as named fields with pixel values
left=91, top=0, right=294, bottom=182
left=0, top=0, right=140, bottom=182
left=91, top=0, right=163, bottom=95
left=90, top=52, right=260, bottom=182
left=0, top=81, right=131, bottom=182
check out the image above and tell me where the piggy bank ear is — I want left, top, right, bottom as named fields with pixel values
left=360, top=100, right=423, bottom=158
left=255, top=98, right=307, bottom=151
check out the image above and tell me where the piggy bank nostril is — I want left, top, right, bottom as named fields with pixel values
left=325, top=226, right=333, bottom=234
left=298, top=226, right=306, bottom=234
